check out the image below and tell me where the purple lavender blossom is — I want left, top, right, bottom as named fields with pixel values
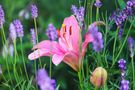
left=36, top=68, right=56, bottom=90
left=46, top=23, right=58, bottom=41
left=118, top=59, right=129, bottom=90
left=13, top=19, right=24, bottom=38
left=77, top=7, right=85, bottom=22
left=110, top=1, right=134, bottom=27
left=88, top=24, right=103, bottom=52
left=118, top=59, right=126, bottom=71
left=128, top=37, right=134, bottom=50
left=9, top=23, right=16, bottom=41
left=71, top=5, right=85, bottom=27
left=127, top=37, right=134, bottom=57
left=118, top=28, right=123, bottom=39
left=30, top=28, right=36, bottom=45
left=120, top=79, right=129, bottom=90
left=71, top=5, right=78, bottom=15
left=94, top=0, right=102, bottom=8
left=133, top=1, right=135, bottom=7
left=127, top=1, right=134, bottom=7
left=0, top=5, right=5, bottom=28
left=31, top=4, right=38, bottom=18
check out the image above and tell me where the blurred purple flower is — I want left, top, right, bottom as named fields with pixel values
left=30, top=28, right=36, bottom=45
left=128, top=37, right=134, bottom=50
left=71, top=5, right=78, bottom=15
left=71, top=5, right=85, bottom=27
left=46, top=23, right=58, bottom=41
left=110, top=1, right=135, bottom=27
left=118, top=28, right=123, bottom=39
left=88, top=24, right=103, bottom=52
left=13, top=19, right=24, bottom=38
left=120, top=79, right=129, bottom=90
left=127, top=1, right=134, bottom=7
left=94, top=0, right=102, bottom=8
left=77, top=7, right=85, bottom=22
left=118, top=59, right=129, bottom=90
left=31, top=4, right=38, bottom=18
left=36, top=68, right=56, bottom=90
left=127, top=37, right=134, bottom=57
left=9, top=23, right=17, bottom=41
left=0, top=5, right=5, bottom=28
left=118, top=59, right=126, bottom=71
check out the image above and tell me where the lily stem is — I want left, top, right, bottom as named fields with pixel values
left=78, top=71, right=83, bottom=90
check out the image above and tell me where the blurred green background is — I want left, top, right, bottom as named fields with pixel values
left=0, top=0, right=135, bottom=90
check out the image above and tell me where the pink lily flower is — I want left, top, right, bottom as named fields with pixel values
left=28, top=15, right=102, bottom=71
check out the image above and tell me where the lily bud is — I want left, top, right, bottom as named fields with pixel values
left=90, top=67, right=107, bottom=88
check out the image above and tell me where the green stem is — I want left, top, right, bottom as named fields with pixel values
left=49, top=42, right=53, bottom=78
left=96, top=7, right=99, bottom=21
left=103, top=12, right=108, bottom=67
left=86, top=56, right=89, bottom=78
left=131, top=56, right=135, bottom=90
left=97, top=52, right=102, bottom=66
left=0, top=25, right=13, bottom=85
left=49, top=56, right=52, bottom=78
left=111, top=19, right=134, bottom=67
left=13, top=40, right=18, bottom=81
left=34, top=18, right=42, bottom=68
left=94, top=87, right=98, bottom=90
left=112, top=28, right=118, bottom=66
left=20, top=38, right=29, bottom=81
left=13, top=40, right=21, bottom=90
left=78, top=71, right=83, bottom=90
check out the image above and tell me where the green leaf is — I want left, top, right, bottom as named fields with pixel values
left=117, top=0, right=126, bottom=8
left=56, top=84, right=60, bottom=90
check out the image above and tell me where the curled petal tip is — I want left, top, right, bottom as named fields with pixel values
left=28, top=55, right=33, bottom=60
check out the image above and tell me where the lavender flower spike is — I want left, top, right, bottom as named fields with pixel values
left=94, top=0, right=102, bottom=8
left=71, top=5, right=85, bottom=27
left=46, top=23, right=58, bottom=41
left=118, top=28, right=123, bottom=39
left=36, top=68, right=56, bottom=90
left=31, top=4, right=38, bottom=18
left=13, top=19, right=24, bottom=38
left=9, top=23, right=17, bottom=41
left=0, top=5, right=5, bottom=28
left=88, top=23, right=104, bottom=52
left=118, top=59, right=127, bottom=78
left=71, top=5, right=78, bottom=15
left=118, top=59, right=126, bottom=71
left=120, top=79, right=129, bottom=90
left=127, top=37, right=134, bottom=57
left=30, top=28, right=36, bottom=45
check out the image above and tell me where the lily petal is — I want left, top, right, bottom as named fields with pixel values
left=60, top=15, right=80, bottom=52
left=28, top=40, right=64, bottom=60
left=33, top=40, right=58, bottom=50
left=28, top=49, right=51, bottom=60
left=82, top=33, right=93, bottom=56
left=63, top=52, right=79, bottom=71
left=52, top=54, right=64, bottom=65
